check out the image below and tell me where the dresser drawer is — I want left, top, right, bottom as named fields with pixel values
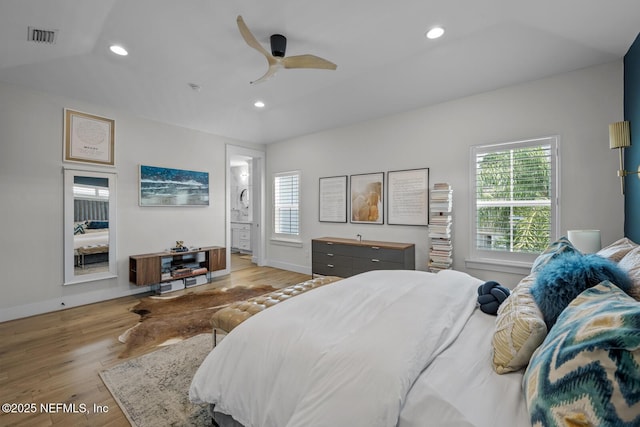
left=312, top=252, right=351, bottom=265
left=358, top=246, right=404, bottom=262
left=312, top=261, right=352, bottom=278
left=352, top=258, right=403, bottom=274
left=312, top=240, right=353, bottom=256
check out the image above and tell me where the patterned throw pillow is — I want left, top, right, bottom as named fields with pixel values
left=491, top=237, right=578, bottom=374
left=523, top=282, right=640, bottom=427
left=74, top=223, right=86, bottom=235
left=530, top=236, right=579, bottom=273
left=618, top=245, right=640, bottom=301
left=492, top=274, right=547, bottom=374
left=597, top=237, right=637, bottom=263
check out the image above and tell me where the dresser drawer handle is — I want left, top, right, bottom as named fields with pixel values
left=371, top=259, right=380, bottom=263
left=327, top=264, right=334, bottom=268
left=327, top=253, right=334, bottom=257
left=371, top=246, right=380, bottom=250
left=326, top=242, right=334, bottom=245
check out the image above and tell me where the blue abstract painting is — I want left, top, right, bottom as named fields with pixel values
left=139, top=165, right=209, bottom=206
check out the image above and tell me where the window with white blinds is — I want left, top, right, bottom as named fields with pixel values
left=273, top=171, right=300, bottom=238
left=470, top=136, right=558, bottom=264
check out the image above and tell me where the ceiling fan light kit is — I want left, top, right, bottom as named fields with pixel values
left=237, top=15, right=337, bottom=84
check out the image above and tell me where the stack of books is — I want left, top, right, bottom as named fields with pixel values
left=429, top=183, right=453, bottom=272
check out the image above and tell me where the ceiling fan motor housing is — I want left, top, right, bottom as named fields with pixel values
left=270, top=34, right=287, bottom=57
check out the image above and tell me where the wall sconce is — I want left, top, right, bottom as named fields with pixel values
left=609, top=120, right=638, bottom=194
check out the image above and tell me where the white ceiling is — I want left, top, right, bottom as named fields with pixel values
left=1, top=0, right=639, bottom=144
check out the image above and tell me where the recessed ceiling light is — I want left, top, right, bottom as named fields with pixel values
left=109, top=44, right=128, bottom=56
left=254, top=100, right=265, bottom=108
left=426, top=26, right=445, bottom=40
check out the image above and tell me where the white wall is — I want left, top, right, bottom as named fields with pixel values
left=265, top=61, right=626, bottom=287
left=0, top=60, right=626, bottom=321
left=0, top=81, right=261, bottom=321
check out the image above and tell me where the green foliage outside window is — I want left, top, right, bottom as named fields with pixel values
left=476, top=145, right=551, bottom=254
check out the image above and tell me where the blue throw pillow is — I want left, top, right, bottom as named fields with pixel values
left=531, top=253, right=632, bottom=328
left=86, top=220, right=109, bottom=229
left=524, top=282, right=640, bottom=427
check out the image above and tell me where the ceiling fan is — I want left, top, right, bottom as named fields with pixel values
left=236, top=15, right=337, bottom=84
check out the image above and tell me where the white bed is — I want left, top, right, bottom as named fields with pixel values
left=189, top=269, right=530, bottom=427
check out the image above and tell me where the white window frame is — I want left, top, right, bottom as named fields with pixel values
left=466, top=136, right=560, bottom=274
left=271, top=170, right=302, bottom=246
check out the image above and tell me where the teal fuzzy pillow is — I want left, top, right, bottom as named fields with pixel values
left=524, top=282, right=640, bottom=427
left=531, top=253, right=632, bottom=328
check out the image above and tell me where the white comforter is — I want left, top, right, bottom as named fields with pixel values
left=190, top=269, right=482, bottom=427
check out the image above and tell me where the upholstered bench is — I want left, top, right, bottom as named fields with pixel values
left=211, top=276, right=341, bottom=345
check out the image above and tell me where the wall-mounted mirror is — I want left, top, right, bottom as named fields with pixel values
left=64, top=169, right=117, bottom=285
left=240, top=188, right=249, bottom=208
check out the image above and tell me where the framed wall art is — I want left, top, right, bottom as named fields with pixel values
left=64, top=109, right=115, bottom=166
left=139, top=165, right=209, bottom=206
left=319, top=175, right=348, bottom=223
left=387, top=168, right=429, bottom=226
left=350, top=172, right=384, bottom=224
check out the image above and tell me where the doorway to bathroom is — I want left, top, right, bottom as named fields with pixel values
left=226, top=145, right=265, bottom=272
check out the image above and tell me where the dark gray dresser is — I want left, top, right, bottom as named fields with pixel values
left=312, top=237, right=415, bottom=278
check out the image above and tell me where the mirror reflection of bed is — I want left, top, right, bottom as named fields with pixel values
left=74, top=221, right=109, bottom=275
left=73, top=176, right=110, bottom=275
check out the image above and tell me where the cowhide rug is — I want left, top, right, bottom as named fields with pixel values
left=118, top=285, right=275, bottom=358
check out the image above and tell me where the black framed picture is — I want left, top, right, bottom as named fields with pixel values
left=350, top=172, right=384, bottom=224
left=319, top=175, right=348, bottom=223
left=387, top=168, right=429, bottom=226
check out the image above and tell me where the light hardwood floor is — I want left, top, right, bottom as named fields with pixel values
left=0, top=257, right=310, bottom=426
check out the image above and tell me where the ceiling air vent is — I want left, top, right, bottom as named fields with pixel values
left=27, top=26, right=58, bottom=44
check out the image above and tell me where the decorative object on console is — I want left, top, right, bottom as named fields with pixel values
left=609, top=120, right=638, bottom=194
left=428, top=183, right=452, bottom=272
left=171, top=240, right=188, bottom=252
left=566, top=229, right=601, bottom=253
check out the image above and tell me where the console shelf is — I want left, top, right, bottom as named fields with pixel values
left=129, top=246, right=226, bottom=291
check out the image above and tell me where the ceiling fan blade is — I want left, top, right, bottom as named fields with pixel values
left=237, top=15, right=273, bottom=60
left=282, top=55, right=337, bottom=70
left=250, top=63, right=280, bottom=85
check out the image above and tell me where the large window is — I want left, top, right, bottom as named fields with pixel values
left=273, top=171, right=300, bottom=241
left=470, top=136, right=559, bottom=267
